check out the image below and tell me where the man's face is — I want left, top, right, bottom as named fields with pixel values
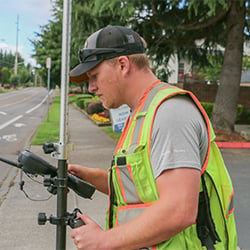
left=87, top=60, right=123, bottom=109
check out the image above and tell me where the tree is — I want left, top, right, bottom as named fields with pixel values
left=107, top=0, right=249, bottom=132
left=211, top=1, right=246, bottom=131
left=1, top=67, right=11, bottom=84
left=32, top=0, right=249, bottom=132
left=31, top=0, right=127, bottom=88
left=31, top=20, right=62, bottom=88
left=18, top=66, right=30, bottom=84
left=10, top=74, right=19, bottom=88
left=0, top=49, right=29, bottom=85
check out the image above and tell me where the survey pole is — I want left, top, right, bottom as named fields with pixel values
left=56, top=0, right=72, bottom=249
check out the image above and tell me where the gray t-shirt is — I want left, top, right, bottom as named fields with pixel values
left=150, top=95, right=208, bottom=179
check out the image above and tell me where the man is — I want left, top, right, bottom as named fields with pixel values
left=69, top=25, right=237, bottom=249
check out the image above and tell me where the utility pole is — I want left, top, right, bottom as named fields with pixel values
left=14, top=15, right=19, bottom=75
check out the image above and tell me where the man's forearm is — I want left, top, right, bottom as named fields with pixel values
left=103, top=168, right=200, bottom=249
left=85, top=167, right=109, bottom=194
left=103, top=199, right=193, bottom=250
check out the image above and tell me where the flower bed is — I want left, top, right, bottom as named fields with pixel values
left=91, top=113, right=111, bottom=126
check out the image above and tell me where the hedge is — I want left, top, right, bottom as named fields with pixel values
left=75, top=94, right=100, bottom=110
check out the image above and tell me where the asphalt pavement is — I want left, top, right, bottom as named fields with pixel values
left=0, top=104, right=249, bottom=250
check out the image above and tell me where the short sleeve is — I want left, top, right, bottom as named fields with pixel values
left=150, top=95, right=208, bottom=179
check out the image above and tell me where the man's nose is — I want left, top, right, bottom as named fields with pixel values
left=88, top=80, right=97, bottom=93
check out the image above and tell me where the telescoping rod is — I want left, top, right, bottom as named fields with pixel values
left=56, top=0, right=72, bottom=249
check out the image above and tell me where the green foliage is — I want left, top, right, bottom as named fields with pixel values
left=31, top=0, right=250, bottom=81
left=31, top=19, right=62, bottom=88
left=197, top=55, right=223, bottom=84
left=31, top=0, right=132, bottom=89
left=18, top=66, right=30, bottom=83
left=75, top=94, right=99, bottom=110
left=30, top=0, right=249, bottom=131
left=0, top=49, right=32, bottom=85
left=31, top=0, right=249, bottom=85
left=0, top=49, right=19, bottom=69
left=201, top=102, right=214, bottom=117
left=242, top=56, right=250, bottom=71
left=201, top=102, right=243, bottom=121
left=10, top=75, right=20, bottom=88
left=1, top=67, right=11, bottom=84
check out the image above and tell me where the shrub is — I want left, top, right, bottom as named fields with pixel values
left=83, top=99, right=94, bottom=111
left=201, top=102, right=244, bottom=121
left=201, top=102, right=214, bottom=118
left=76, top=97, right=85, bottom=109
left=236, top=104, right=244, bottom=122
left=75, top=94, right=93, bottom=109
left=87, top=101, right=105, bottom=114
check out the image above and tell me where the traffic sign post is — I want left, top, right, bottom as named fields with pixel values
left=46, top=57, right=51, bottom=122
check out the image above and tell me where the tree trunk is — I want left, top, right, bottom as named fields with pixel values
left=211, top=0, right=245, bottom=132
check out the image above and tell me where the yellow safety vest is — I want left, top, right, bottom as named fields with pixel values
left=107, top=81, right=237, bottom=249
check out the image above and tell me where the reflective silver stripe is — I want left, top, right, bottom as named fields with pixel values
left=117, top=205, right=147, bottom=225
left=117, top=165, right=141, bottom=204
left=117, top=205, right=154, bottom=250
left=128, top=83, right=167, bottom=154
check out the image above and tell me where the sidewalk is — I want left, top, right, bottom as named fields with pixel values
left=0, top=104, right=116, bottom=250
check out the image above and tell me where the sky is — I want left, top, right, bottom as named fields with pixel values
left=0, top=0, right=54, bottom=66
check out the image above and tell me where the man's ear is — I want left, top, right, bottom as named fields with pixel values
left=117, top=56, right=130, bottom=77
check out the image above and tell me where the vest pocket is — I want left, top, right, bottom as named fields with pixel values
left=114, top=144, right=158, bottom=204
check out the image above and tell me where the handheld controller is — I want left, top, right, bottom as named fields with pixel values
left=0, top=150, right=95, bottom=199
left=68, top=208, right=85, bottom=228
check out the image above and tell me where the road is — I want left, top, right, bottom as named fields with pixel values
left=0, top=87, right=50, bottom=207
left=221, top=148, right=250, bottom=250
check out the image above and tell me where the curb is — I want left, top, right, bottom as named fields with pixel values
left=216, top=142, right=250, bottom=149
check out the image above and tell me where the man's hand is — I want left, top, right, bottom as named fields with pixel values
left=68, top=164, right=109, bottom=194
left=70, top=213, right=108, bottom=250
left=68, top=164, right=85, bottom=179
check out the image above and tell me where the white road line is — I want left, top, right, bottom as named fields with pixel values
left=0, top=90, right=51, bottom=131
left=0, top=115, right=23, bottom=130
left=0, top=111, right=7, bottom=115
left=25, top=92, right=51, bottom=114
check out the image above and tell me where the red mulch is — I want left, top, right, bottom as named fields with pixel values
left=214, top=129, right=248, bottom=142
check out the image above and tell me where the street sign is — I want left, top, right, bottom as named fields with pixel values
left=46, top=57, right=51, bottom=69
left=110, top=104, right=130, bottom=132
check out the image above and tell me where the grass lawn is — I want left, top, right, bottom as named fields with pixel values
left=31, top=95, right=60, bottom=145
left=101, top=126, right=121, bottom=143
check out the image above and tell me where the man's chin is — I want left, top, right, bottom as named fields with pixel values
left=102, top=102, right=111, bottom=110
left=103, top=102, right=120, bottom=110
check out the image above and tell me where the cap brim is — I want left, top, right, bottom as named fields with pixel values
left=69, top=59, right=103, bottom=83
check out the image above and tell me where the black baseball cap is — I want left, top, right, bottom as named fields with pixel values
left=69, top=25, right=146, bottom=83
